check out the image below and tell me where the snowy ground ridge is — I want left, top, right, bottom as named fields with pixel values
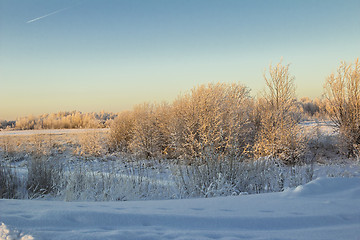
left=1, top=177, right=360, bottom=240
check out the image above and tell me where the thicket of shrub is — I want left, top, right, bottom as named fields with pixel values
left=0, top=154, right=316, bottom=201
left=109, top=62, right=310, bottom=164
left=109, top=82, right=256, bottom=161
left=61, top=160, right=175, bottom=201
left=108, top=59, right=360, bottom=163
left=174, top=156, right=314, bottom=198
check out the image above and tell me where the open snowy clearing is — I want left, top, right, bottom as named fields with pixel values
left=0, top=128, right=109, bottom=136
left=0, top=120, right=333, bottom=136
left=1, top=177, right=359, bottom=240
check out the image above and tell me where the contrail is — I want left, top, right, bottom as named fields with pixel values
left=26, top=7, right=70, bottom=23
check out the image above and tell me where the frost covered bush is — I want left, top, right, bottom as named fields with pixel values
left=1, top=137, right=26, bottom=161
left=0, top=162, right=21, bottom=199
left=174, top=156, right=243, bottom=198
left=27, top=154, right=64, bottom=198
left=76, top=131, right=107, bottom=158
left=108, top=111, right=134, bottom=153
left=324, top=58, right=360, bottom=157
left=174, top=156, right=314, bottom=198
left=62, top=160, right=174, bottom=201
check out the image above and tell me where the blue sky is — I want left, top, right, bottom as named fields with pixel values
left=1, top=0, right=359, bottom=120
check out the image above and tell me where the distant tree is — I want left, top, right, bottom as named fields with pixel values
left=0, top=120, right=15, bottom=129
left=15, top=111, right=114, bottom=130
left=298, top=97, right=329, bottom=120
left=300, top=97, right=318, bottom=117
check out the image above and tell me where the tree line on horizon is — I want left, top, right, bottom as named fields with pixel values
left=0, top=96, right=324, bottom=130
left=1, top=111, right=117, bottom=130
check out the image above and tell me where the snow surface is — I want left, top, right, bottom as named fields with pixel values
left=0, top=128, right=109, bottom=136
left=1, top=177, right=359, bottom=240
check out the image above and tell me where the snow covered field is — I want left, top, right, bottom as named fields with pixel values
left=1, top=177, right=360, bottom=240
left=1, top=124, right=360, bottom=239
left=0, top=128, right=109, bottom=136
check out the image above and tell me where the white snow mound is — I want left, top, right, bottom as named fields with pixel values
left=0, top=223, right=34, bottom=240
left=291, top=177, right=360, bottom=198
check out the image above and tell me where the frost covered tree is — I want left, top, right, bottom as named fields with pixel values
left=324, top=58, right=360, bottom=157
left=254, top=61, right=305, bottom=164
left=300, top=97, right=322, bottom=119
